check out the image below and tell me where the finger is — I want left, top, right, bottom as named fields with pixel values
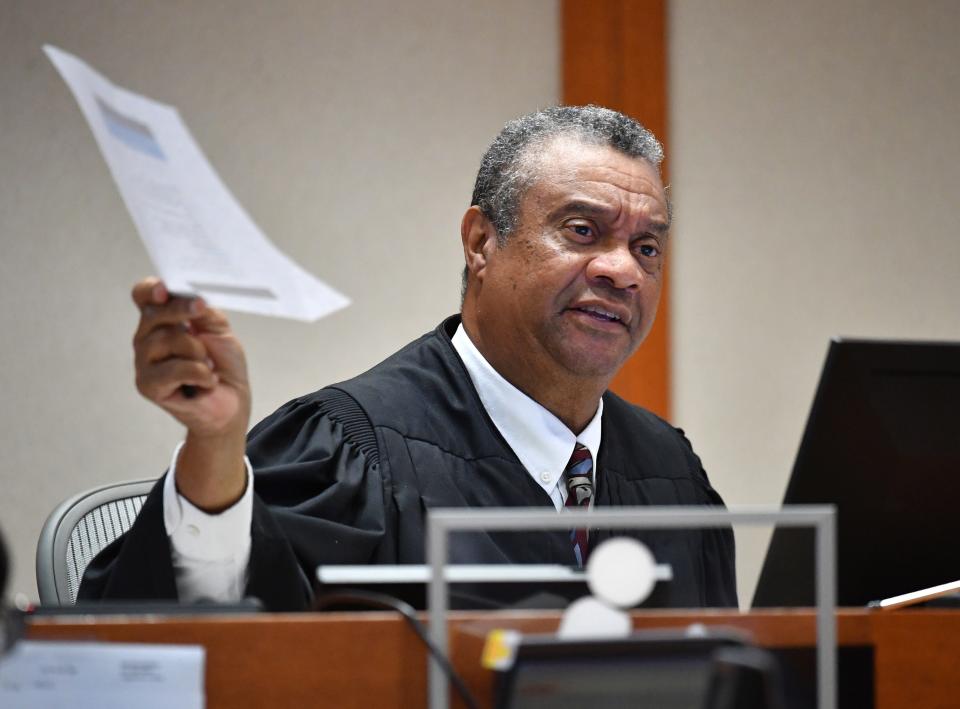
left=185, top=300, right=233, bottom=336
left=133, top=295, right=206, bottom=344
left=136, top=358, right=218, bottom=402
left=136, top=325, right=211, bottom=368
left=131, top=277, right=168, bottom=309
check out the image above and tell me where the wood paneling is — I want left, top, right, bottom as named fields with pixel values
left=872, top=611, right=960, bottom=709
left=33, top=608, right=960, bottom=709
left=562, top=0, right=672, bottom=418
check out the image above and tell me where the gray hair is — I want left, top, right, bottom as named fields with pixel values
left=470, top=105, right=666, bottom=243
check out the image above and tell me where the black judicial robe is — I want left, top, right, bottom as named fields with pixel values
left=80, top=316, right=737, bottom=611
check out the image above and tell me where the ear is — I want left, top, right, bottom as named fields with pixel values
left=460, top=206, right=498, bottom=284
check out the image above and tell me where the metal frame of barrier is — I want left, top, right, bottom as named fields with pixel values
left=426, top=506, right=836, bottom=709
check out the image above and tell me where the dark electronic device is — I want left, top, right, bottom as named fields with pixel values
left=495, top=629, right=785, bottom=709
left=26, top=598, right=264, bottom=616
left=753, top=338, right=960, bottom=608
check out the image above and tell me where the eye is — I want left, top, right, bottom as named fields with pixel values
left=638, top=244, right=659, bottom=258
left=633, top=240, right=664, bottom=271
left=564, top=221, right=597, bottom=241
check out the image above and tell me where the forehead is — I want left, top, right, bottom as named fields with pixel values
left=521, top=138, right=668, bottom=222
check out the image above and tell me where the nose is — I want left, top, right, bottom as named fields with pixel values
left=585, top=244, right=642, bottom=291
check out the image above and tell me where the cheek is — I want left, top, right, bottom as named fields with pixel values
left=501, top=236, right=584, bottom=302
left=550, top=253, right=592, bottom=290
left=636, top=288, right=662, bottom=332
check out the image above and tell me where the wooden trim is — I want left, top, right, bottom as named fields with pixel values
left=38, top=608, right=960, bottom=709
left=562, top=0, right=671, bottom=419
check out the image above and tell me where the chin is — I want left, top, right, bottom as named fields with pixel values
left=570, top=361, right=624, bottom=379
left=553, top=346, right=629, bottom=379
left=538, top=321, right=638, bottom=378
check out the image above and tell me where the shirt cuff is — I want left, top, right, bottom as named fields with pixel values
left=162, top=441, right=254, bottom=563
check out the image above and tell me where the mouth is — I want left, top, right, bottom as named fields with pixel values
left=567, top=303, right=630, bottom=329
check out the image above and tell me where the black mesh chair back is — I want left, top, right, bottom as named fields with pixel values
left=36, top=479, right=155, bottom=605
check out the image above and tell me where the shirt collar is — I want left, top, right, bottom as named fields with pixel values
left=451, top=323, right=603, bottom=498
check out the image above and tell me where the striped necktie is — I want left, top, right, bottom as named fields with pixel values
left=564, top=442, right=594, bottom=567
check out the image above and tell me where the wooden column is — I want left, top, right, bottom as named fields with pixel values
left=562, top=0, right=671, bottom=419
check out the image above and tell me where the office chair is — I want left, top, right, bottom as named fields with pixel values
left=36, top=479, right=155, bottom=605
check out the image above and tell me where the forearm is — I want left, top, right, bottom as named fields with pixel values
left=175, top=428, right=248, bottom=511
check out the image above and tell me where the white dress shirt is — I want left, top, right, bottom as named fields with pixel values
left=450, top=325, right=602, bottom=509
left=163, top=323, right=603, bottom=601
left=162, top=443, right=253, bottom=602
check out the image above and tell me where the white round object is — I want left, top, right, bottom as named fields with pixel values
left=586, top=537, right=657, bottom=608
left=557, top=596, right=632, bottom=639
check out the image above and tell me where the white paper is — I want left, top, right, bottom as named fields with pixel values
left=0, top=640, right=204, bottom=709
left=44, top=45, right=350, bottom=322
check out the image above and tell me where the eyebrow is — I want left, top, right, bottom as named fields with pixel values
left=547, top=200, right=671, bottom=238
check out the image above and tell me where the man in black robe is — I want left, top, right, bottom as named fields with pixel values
left=80, top=106, right=737, bottom=611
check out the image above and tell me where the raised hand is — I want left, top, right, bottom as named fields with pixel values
left=132, top=277, right=250, bottom=510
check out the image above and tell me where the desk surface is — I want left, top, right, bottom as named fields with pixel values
left=24, top=608, right=960, bottom=708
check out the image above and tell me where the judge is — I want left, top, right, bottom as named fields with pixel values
left=80, top=106, right=737, bottom=610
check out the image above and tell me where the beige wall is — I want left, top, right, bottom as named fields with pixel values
left=4, top=0, right=958, bottom=609
left=0, top=0, right=558, bottom=600
left=670, top=0, right=960, bottom=604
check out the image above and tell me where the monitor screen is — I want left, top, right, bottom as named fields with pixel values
left=753, top=338, right=960, bottom=607
left=497, top=632, right=745, bottom=709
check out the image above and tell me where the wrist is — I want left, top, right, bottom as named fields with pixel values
left=176, top=430, right=249, bottom=512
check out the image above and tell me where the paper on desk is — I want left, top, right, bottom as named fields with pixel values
left=44, top=45, right=349, bottom=322
left=0, top=640, right=204, bottom=709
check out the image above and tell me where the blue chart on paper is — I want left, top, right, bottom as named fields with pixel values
left=96, top=96, right=166, bottom=160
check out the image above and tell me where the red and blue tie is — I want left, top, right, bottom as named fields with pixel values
left=564, top=442, right=594, bottom=567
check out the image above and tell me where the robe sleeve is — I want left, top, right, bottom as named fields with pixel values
left=678, top=427, right=739, bottom=608
left=78, top=388, right=386, bottom=611
left=695, top=474, right=739, bottom=608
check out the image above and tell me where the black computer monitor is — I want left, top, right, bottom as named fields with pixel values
left=495, top=630, right=779, bottom=709
left=753, top=338, right=960, bottom=608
